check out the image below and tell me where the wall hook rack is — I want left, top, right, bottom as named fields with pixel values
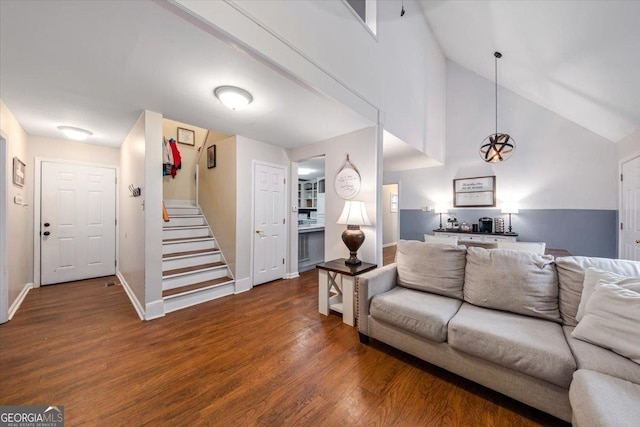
left=128, top=184, right=141, bottom=197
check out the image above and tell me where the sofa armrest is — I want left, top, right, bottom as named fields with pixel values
left=356, top=263, right=398, bottom=336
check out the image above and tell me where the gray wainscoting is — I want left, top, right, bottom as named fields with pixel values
left=400, top=209, right=617, bottom=258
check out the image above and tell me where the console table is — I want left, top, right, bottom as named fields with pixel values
left=433, top=230, right=518, bottom=243
left=316, top=259, right=376, bottom=326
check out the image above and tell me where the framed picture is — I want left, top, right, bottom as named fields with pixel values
left=177, top=127, right=195, bottom=146
left=453, top=176, right=496, bottom=207
left=207, top=144, right=216, bottom=169
left=13, top=157, right=25, bottom=187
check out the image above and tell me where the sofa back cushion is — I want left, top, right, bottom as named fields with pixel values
left=464, top=247, right=560, bottom=322
left=555, top=256, right=640, bottom=326
left=396, top=240, right=467, bottom=300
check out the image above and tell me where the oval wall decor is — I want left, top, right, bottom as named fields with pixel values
left=334, top=154, right=361, bottom=200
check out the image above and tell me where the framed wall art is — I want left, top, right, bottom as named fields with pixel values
left=207, top=144, right=216, bottom=169
left=453, top=176, right=496, bottom=208
left=177, top=127, right=195, bottom=146
left=13, top=157, right=25, bottom=187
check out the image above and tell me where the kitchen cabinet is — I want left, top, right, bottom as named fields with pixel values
left=298, top=226, right=324, bottom=272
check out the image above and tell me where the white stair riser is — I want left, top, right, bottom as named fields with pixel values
left=163, top=282, right=234, bottom=313
left=166, top=207, right=200, bottom=216
left=165, top=216, right=206, bottom=227
left=162, top=239, right=216, bottom=254
left=163, top=268, right=230, bottom=290
left=163, top=227, right=210, bottom=240
left=162, top=252, right=222, bottom=271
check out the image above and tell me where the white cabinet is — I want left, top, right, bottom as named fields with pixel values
left=433, top=231, right=517, bottom=243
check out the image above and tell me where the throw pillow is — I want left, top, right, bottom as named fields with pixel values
left=463, top=247, right=560, bottom=322
left=572, top=283, right=640, bottom=364
left=395, top=240, right=467, bottom=300
left=577, top=267, right=640, bottom=321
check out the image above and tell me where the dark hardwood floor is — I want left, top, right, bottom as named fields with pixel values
left=0, top=259, right=566, bottom=426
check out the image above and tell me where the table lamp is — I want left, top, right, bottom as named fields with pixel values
left=435, top=205, right=448, bottom=231
left=501, top=203, right=519, bottom=235
left=337, top=200, right=371, bottom=266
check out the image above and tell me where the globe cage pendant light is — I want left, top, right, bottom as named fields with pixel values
left=480, top=52, right=515, bottom=163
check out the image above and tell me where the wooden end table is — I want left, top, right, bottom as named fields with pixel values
left=316, top=259, right=376, bottom=326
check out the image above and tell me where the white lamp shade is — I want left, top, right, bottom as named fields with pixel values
left=214, top=86, right=253, bottom=110
left=435, top=204, right=448, bottom=214
left=501, top=203, right=519, bottom=214
left=337, top=201, right=371, bottom=226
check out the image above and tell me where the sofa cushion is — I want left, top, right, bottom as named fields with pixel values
left=570, top=370, right=640, bottom=427
left=555, top=256, right=640, bottom=326
left=463, top=247, right=560, bottom=322
left=448, top=303, right=576, bottom=388
left=577, top=267, right=640, bottom=322
left=395, top=240, right=467, bottom=300
left=572, top=283, right=640, bottom=364
left=370, top=287, right=462, bottom=342
left=563, top=326, right=640, bottom=385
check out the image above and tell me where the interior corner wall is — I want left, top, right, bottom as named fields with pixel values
left=618, top=128, right=640, bottom=161
left=394, top=61, right=618, bottom=258
left=198, top=135, right=237, bottom=278
left=289, top=126, right=380, bottom=266
left=0, top=98, right=29, bottom=310
left=162, top=119, right=227, bottom=202
left=235, top=135, right=289, bottom=290
left=118, top=112, right=147, bottom=314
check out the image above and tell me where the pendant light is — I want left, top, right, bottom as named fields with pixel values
left=480, top=52, right=515, bottom=163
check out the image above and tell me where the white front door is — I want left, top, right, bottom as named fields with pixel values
left=253, top=163, right=286, bottom=285
left=41, top=162, right=116, bottom=285
left=621, top=155, right=640, bottom=261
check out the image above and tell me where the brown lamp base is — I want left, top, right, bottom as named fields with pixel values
left=342, top=225, right=365, bottom=266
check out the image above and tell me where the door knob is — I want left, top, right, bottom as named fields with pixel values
left=44, top=222, right=50, bottom=227
left=636, top=239, right=640, bottom=244
left=43, top=231, right=50, bottom=236
left=256, top=229, right=263, bottom=234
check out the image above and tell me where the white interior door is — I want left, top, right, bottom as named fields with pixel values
left=0, top=137, right=7, bottom=323
left=41, top=162, right=116, bottom=285
left=253, top=163, right=286, bottom=285
left=621, top=155, right=640, bottom=261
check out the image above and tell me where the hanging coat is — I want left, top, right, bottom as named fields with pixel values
left=168, top=138, right=182, bottom=178
left=162, top=137, right=174, bottom=176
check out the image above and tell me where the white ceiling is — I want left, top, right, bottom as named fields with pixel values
left=0, top=0, right=372, bottom=148
left=419, top=0, right=640, bottom=143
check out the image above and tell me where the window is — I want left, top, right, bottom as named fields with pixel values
left=343, top=0, right=377, bottom=36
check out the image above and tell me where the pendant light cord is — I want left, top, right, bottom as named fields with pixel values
left=495, top=53, right=498, bottom=135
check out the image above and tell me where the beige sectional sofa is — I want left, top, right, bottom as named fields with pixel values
left=356, top=241, right=640, bottom=424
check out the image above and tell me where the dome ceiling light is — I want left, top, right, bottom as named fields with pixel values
left=57, top=126, right=93, bottom=141
left=214, top=86, right=253, bottom=111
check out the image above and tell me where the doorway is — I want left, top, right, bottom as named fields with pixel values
left=0, top=135, right=7, bottom=323
left=253, top=162, right=287, bottom=285
left=297, top=156, right=325, bottom=273
left=620, top=154, right=640, bottom=261
left=39, top=161, right=117, bottom=285
left=382, top=183, right=399, bottom=248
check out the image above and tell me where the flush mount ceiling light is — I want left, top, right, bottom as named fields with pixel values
left=57, top=126, right=93, bottom=141
left=214, top=86, right=253, bottom=111
left=298, top=168, right=313, bottom=175
left=480, top=52, right=515, bottom=163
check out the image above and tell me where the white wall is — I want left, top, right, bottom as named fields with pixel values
left=618, top=128, right=640, bottom=162
left=118, top=112, right=147, bottom=315
left=174, top=0, right=445, bottom=160
left=396, top=61, right=617, bottom=211
left=289, top=126, right=380, bottom=267
left=235, top=135, right=289, bottom=291
left=0, top=99, right=29, bottom=315
left=382, top=183, right=398, bottom=245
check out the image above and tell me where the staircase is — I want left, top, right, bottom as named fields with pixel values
left=162, top=203, right=234, bottom=314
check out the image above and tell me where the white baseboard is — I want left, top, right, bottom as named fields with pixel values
left=8, top=282, right=33, bottom=320
left=235, top=277, right=252, bottom=294
left=117, top=271, right=144, bottom=321
left=383, top=242, right=398, bottom=248
left=145, top=300, right=165, bottom=320
left=284, top=272, right=300, bottom=279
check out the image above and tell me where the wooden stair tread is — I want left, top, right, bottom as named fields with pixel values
left=163, top=249, right=220, bottom=259
left=163, top=262, right=226, bottom=277
left=162, top=277, right=233, bottom=298
left=163, top=236, right=212, bottom=243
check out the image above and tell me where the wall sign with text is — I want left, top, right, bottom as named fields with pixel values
left=453, top=176, right=496, bottom=207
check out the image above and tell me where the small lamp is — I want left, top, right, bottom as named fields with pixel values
left=435, top=205, right=448, bottom=231
left=337, top=201, right=371, bottom=266
left=501, top=203, right=519, bottom=235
